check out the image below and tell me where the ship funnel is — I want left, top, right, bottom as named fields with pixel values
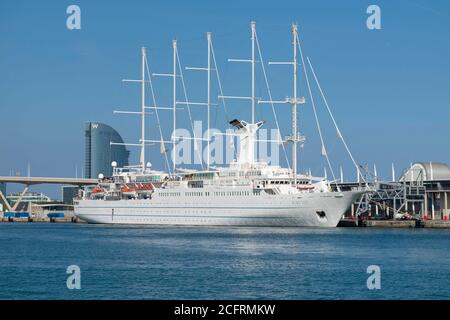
left=230, top=119, right=264, bottom=165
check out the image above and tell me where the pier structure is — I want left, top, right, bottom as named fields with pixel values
left=337, top=162, right=450, bottom=221
left=0, top=176, right=97, bottom=213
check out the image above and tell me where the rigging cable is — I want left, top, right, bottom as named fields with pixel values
left=176, top=48, right=205, bottom=171
left=210, top=40, right=237, bottom=160
left=296, top=32, right=339, bottom=189
left=306, top=56, right=368, bottom=186
left=144, top=54, right=172, bottom=174
left=254, top=31, right=291, bottom=169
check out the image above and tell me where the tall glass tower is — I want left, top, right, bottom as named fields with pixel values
left=84, top=122, right=129, bottom=178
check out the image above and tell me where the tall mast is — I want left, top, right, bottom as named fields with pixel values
left=140, top=47, right=146, bottom=171
left=172, top=40, right=177, bottom=174
left=260, top=23, right=305, bottom=180
left=251, top=21, right=256, bottom=124
left=206, top=32, right=212, bottom=170
left=292, top=24, right=298, bottom=184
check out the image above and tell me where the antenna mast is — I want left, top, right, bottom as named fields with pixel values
left=262, top=24, right=305, bottom=183
left=172, top=40, right=177, bottom=174
left=251, top=21, right=256, bottom=124
left=115, top=47, right=150, bottom=172
left=140, top=47, right=146, bottom=171
left=207, top=32, right=212, bottom=170
left=183, top=33, right=216, bottom=170
left=292, top=24, right=298, bottom=184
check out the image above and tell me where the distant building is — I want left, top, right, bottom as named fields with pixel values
left=400, top=162, right=450, bottom=182
left=6, top=192, right=52, bottom=211
left=62, top=186, right=80, bottom=205
left=401, top=162, right=450, bottom=220
left=339, top=161, right=450, bottom=221
left=84, top=122, right=129, bottom=178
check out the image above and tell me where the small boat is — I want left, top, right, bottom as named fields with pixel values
left=91, top=186, right=105, bottom=198
left=121, top=183, right=154, bottom=196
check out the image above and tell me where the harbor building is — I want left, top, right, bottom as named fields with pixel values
left=339, top=162, right=450, bottom=221
left=400, top=162, right=450, bottom=220
left=2, top=191, right=75, bottom=220
left=84, top=122, right=130, bottom=179
left=6, top=192, right=52, bottom=211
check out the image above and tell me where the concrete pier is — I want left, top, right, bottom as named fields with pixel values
left=360, top=220, right=416, bottom=228
left=337, top=218, right=450, bottom=228
left=1, top=217, right=85, bottom=223
left=422, top=220, right=450, bottom=228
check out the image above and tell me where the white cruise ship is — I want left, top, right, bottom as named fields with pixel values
left=74, top=22, right=364, bottom=227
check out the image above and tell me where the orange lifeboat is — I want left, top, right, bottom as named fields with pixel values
left=121, top=183, right=153, bottom=193
left=91, top=186, right=105, bottom=198
left=92, top=186, right=104, bottom=193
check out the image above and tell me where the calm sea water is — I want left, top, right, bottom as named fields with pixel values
left=0, top=223, right=449, bottom=300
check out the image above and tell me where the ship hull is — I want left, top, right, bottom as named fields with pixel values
left=74, top=191, right=362, bottom=227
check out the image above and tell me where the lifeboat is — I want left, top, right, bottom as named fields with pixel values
left=121, top=183, right=154, bottom=196
left=91, top=186, right=105, bottom=198
left=296, top=184, right=315, bottom=191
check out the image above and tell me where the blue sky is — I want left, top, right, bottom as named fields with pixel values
left=1, top=0, right=449, bottom=198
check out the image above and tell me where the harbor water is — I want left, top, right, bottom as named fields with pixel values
left=0, top=223, right=449, bottom=299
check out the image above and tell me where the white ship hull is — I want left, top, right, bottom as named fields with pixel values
left=74, top=191, right=361, bottom=227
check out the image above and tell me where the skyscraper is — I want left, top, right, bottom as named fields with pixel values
left=84, top=122, right=129, bottom=178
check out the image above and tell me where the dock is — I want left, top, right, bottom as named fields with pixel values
left=421, top=220, right=450, bottom=228
left=338, top=218, right=450, bottom=228
left=0, top=216, right=85, bottom=224
left=359, top=220, right=416, bottom=228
